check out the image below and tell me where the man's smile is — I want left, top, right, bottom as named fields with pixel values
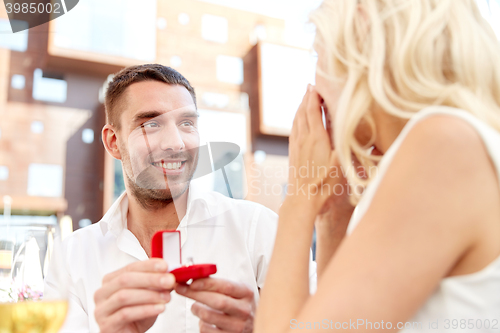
left=151, top=159, right=188, bottom=175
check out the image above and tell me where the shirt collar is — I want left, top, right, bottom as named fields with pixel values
left=100, top=191, right=128, bottom=237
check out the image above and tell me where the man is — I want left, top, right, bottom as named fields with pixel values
left=45, top=64, right=316, bottom=333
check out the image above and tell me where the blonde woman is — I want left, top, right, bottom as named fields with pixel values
left=254, top=0, right=500, bottom=332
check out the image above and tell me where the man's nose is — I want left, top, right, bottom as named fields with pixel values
left=159, top=124, right=185, bottom=152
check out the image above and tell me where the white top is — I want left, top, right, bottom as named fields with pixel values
left=45, top=183, right=317, bottom=332
left=347, top=106, right=500, bottom=332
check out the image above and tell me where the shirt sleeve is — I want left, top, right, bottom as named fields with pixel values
left=250, top=206, right=318, bottom=295
left=44, top=238, right=90, bottom=332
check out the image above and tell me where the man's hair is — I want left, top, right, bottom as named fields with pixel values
left=104, top=64, right=197, bottom=129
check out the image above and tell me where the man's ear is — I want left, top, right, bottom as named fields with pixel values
left=102, top=124, right=122, bottom=160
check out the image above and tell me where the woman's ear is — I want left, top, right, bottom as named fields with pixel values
left=102, top=124, right=122, bottom=160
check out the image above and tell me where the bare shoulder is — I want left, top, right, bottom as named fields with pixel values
left=401, top=114, right=487, bottom=164
left=389, top=111, right=499, bottom=188
left=380, top=115, right=499, bottom=193
left=371, top=113, right=500, bottom=273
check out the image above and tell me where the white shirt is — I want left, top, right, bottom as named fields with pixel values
left=347, top=107, right=500, bottom=332
left=45, top=183, right=317, bottom=332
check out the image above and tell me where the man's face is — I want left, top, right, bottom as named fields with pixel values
left=116, top=81, right=199, bottom=205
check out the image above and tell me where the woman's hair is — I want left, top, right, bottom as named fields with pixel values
left=310, top=0, right=500, bottom=204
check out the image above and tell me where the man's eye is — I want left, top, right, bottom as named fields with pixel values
left=143, top=122, right=159, bottom=128
left=180, top=121, right=194, bottom=127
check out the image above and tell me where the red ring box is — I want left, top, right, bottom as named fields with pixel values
left=151, top=230, right=217, bottom=283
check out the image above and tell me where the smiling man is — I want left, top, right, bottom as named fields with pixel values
left=44, top=64, right=317, bottom=333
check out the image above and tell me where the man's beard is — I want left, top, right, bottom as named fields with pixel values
left=120, top=145, right=198, bottom=211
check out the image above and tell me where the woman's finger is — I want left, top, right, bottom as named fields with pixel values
left=306, top=87, right=331, bottom=147
left=296, top=87, right=311, bottom=138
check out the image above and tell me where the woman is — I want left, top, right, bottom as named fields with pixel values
left=255, top=0, right=500, bottom=332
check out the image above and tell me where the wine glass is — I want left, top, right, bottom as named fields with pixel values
left=0, top=198, right=68, bottom=333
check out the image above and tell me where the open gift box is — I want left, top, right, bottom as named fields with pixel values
left=151, top=230, right=217, bottom=283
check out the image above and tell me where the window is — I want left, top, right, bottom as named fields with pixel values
left=216, top=55, right=243, bottom=84
left=178, top=13, right=190, bottom=25
left=32, top=69, right=67, bottom=103
left=27, top=164, right=63, bottom=197
left=30, top=121, right=44, bottom=134
left=195, top=109, right=247, bottom=199
left=113, top=159, right=126, bottom=202
left=201, top=14, right=228, bottom=43
left=259, top=43, right=316, bottom=136
left=78, top=219, right=92, bottom=228
left=0, top=166, right=8, bottom=181
left=11, top=75, right=25, bottom=90
left=170, top=56, right=182, bottom=68
left=52, top=0, right=157, bottom=61
left=82, top=129, right=94, bottom=144
left=202, top=92, right=230, bottom=109
left=157, top=17, right=167, bottom=30
left=0, top=19, right=28, bottom=52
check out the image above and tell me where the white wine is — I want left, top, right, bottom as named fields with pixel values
left=0, top=300, right=68, bottom=333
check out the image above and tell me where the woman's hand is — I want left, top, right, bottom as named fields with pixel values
left=286, top=85, right=351, bottom=217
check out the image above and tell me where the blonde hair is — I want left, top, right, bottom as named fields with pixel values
left=310, top=0, right=500, bottom=204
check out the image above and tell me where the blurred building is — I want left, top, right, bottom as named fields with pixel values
left=0, top=0, right=317, bottom=230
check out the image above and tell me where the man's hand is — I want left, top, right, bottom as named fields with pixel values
left=94, top=259, right=175, bottom=333
left=175, top=278, right=255, bottom=333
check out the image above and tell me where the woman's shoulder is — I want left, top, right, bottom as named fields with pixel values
left=370, top=105, right=500, bottom=238
left=398, top=107, right=491, bottom=157
left=346, top=106, right=500, bottom=277
left=382, top=106, right=500, bottom=185
left=350, top=106, right=500, bottom=233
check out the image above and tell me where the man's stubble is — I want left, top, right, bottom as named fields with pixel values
left=118, top=140, right=197, bottom=211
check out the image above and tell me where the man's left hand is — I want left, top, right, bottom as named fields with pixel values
left=175, top=278, right=255, bottom=333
